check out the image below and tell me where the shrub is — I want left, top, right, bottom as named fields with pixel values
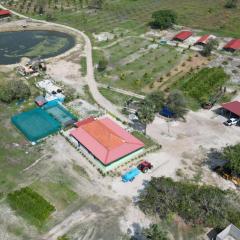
left=138, top=177, right=240, bottom=228
left=0, top=80, right=31, bottom=103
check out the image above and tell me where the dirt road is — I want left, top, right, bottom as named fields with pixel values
left=0, top=4, right=128, bottom=123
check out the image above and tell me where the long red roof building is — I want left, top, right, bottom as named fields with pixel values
left=0, top=10, right=11, bottom=17
left=173, top=31, right=193, bottom=41
left=224, top=39, right=240, bottom=51
left=70, top=117, right=144, bottom=166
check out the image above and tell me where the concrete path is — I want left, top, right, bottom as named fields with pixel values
left=0, top=4, right=128, bottom=122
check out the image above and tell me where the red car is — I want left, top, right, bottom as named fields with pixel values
left=137, top=161, right=153, bottom=173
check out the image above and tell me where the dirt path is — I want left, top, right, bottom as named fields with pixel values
left=42, top=209, right=96, bottom=240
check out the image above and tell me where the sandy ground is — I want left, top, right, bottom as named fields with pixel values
left=111, top=105, right=240, bottom=198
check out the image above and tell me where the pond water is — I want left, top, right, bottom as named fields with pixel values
left=0, top=30, right=76, bottom=64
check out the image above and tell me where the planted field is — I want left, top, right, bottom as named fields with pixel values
left=7, top=187, right=55, bottom=228
left=5, top=0, right=240, bottom=37
left=172, top=67, right=229, bottom=109
left=97, top=45, right=182, bottom=93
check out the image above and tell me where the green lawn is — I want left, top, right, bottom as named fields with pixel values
left=172, top=67, right=229, bottom=109
left=7, top=0, right=240, bottom=38
left=7, top=187, right=55, bottom=228
left=99, top=87, right=136, bottom=107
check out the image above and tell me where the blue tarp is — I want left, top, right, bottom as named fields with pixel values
left=160, top=106, right=174, bottom=118
left=122, top=168, right=140, bottom=182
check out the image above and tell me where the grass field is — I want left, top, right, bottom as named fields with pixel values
left=31, top=180, right=78, bottom=211
left=99, top=87, right=136, bottom=107
left=96, top=43, right=182, bottom=93
left=172, top=67, right=229, bottom=109
left=0, top=102, right=41, bottom=193
left=5, top=0, right=240, bottom=38
left=7, top=187, right=55, bottom=228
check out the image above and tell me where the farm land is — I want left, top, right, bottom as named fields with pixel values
left=4, top=0, right=240, bottom=38
left=0, top=0, right=240, bottom=239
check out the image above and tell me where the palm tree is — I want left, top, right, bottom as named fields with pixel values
left=137, top=100, right=155, bottom=134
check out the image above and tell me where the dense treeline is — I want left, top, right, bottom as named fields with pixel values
left=138, top=177, right=240, bottom=228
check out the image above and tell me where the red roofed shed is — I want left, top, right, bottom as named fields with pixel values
left=224, top=39, right=240, bottom=51
left=0, top=10, right=11, bottom=17
left=70, top=117, right=144, bottom=166
left=221, top=101, right=240, bottom=117
left=195, top=35, right=210, bottom=45
left=173, top=31, right=193, bottom=41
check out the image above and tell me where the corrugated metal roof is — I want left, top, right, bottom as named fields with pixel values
left=70, top=118, right=144, bottom=165
left=221, top=101, right=240, bottom=117
left=224, top=39, right=240, bottom=50
left=173, top=31, right=193, bottom=41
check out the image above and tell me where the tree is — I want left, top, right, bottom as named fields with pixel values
left=151, top=10, right=177, bottom=30
left=137, top=100, right=155, bottom=134
left=0, top=80, right=31, bottom=103
left=166, top=90, right=187, bottom=119
left=145, top=91, right=165, bottom=113
left=202, top=39, right=219, bottom=56
left=143, top=224, right=169, bottom=240
left=225, top=0, right=238, bottom=8
left=222, top=144, right=240, bottom=175
left=98, top=58, right=108, bottom=72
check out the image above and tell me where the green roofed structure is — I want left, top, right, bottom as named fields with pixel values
left=12, top=108, right=61, bottom=142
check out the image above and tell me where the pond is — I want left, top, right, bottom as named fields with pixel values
left=0, top=30, right=76, bottom=64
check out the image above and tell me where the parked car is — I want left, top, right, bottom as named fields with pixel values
left=224, top=118, right=239, bottom=126
left=122, top=168, right=140, bottom=182
left=137, top=161, right=153, bottom=173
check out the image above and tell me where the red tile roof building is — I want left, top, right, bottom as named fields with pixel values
left=221, top=101, right=240, bottom=117
left=195, top=35, right=211, bottom=45
left=224, top=39, right=240, bottom=51
left=173, top=31, right=193, bottom=41
left=0, top=10, right=11, bottom=17
left=70, top=118, right=144, bottom=167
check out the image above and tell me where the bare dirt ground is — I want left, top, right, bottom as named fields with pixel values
left=112, top=104, right=240, bottom=198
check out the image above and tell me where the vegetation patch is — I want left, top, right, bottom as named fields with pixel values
left=99, top=88, right=136, bottom=107
left=31, top=181, right=78, bottom=210
left=172, top=67, right=229, bottom=109
left=80, top=56, right=87, bottom=77
left=138, top=177, right=240, bottom=228
left=220, top=144, right=240, bottom=175
left=132, top=131, right=156, bottom=148
left=7, top=187, right=55, bottom=228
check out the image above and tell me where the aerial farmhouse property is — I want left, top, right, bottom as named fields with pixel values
left=70, top=117, right=145, bottom=171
